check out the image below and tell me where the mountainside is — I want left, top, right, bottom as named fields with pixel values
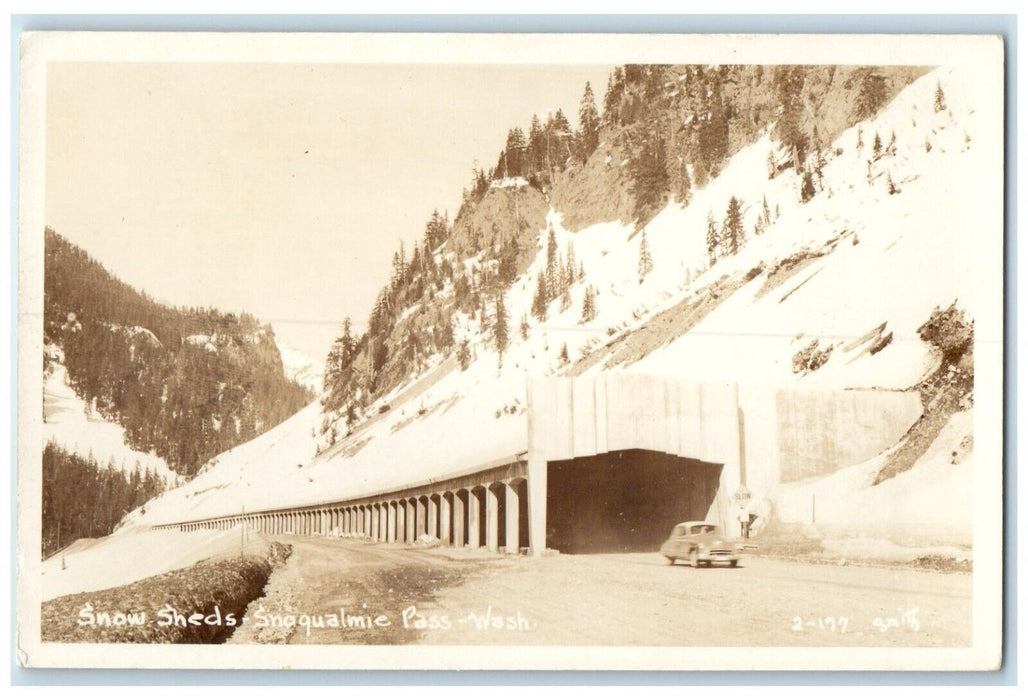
left=131, top=63, right=989, bottom=546
left=44, top=229, right=314, bottom=476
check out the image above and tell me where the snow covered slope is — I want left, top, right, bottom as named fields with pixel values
left=132, top=65, right=992, bottom=533
left=44, top=359, right=178, bottom=486
left=41, top=528, right=248, bottom=601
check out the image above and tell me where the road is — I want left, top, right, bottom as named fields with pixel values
left=229, top=535, right=971, bottom=647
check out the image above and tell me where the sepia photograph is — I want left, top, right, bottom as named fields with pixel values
left=15, top=31, right=1005, bottom=671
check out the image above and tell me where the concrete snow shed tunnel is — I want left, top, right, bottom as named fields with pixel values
left=545, top=449, right=723, bottom=554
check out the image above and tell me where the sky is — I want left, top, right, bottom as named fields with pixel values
left=45, top=62, right=613, bottom=361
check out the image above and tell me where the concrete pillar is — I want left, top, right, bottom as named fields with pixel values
left=453, top=490, right=466, bottom=547
left=440, top=493, right=452, bottom=546
left=527, top=458, right=547, bottom=556
left=371, top=506, right=380, bottom=541
left=364, top=506, right=372, bottom=537
left=406, top=500, right=416, bottom=542
left=387, top=503, right=396, bottom=542
left=396, top=501, right=406, bottom=543
left=468, top=489, right=481, bottom=548
left=486, top=484, right=500, bottom=553
left=428, top=496, right=439, bottom=539
left=505, top=481, right=520, bottom=554
left=416, top=498, right=427, bottom=539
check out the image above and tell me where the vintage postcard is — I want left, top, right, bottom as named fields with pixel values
left=16, top=32, right=1004, bottom=670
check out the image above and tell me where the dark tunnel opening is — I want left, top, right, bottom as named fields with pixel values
left=546, top=449, right=723, bottom=554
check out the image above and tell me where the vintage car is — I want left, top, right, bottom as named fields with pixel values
left=660, top=521, right=741, bottom=567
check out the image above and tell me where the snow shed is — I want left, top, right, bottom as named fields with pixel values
left=546, top=449, right=723, bottom=553
left=158, top=375, right=921, bottom=559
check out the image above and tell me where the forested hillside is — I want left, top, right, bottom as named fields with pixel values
left=41, top=441, right=165, bottom=558
left=44, top=229, right=312, bottom=476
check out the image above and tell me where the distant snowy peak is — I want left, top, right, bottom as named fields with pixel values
left=275, top=338, right=324, bottom=392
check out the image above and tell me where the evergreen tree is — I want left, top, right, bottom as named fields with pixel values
left=887, top=130, right=897, bottom=156
left=494, top=295, right=509, bottom=355
left=872, top=132, right=882, bottom=160
left=886, top=172, right=899, bottom=195
left=722, top=197, right=744, bottom=256
left=531, top=274, right=548, bottom=321
left=772, top=65, right=809, bottom=167
left=580, top=285, right=597, bottom=323
left=456, top=339, right=471, bottom=371
left=558, top=343, right=570, bottom=365
left=934, top=82, right=947, bottom=113
left=559, top=287, right=571, bottom=313
left=638, top=230, right=654, bottom=282
left=528, top=114, right=545, bottom=173
left=576, top=81, right=601, bottom=162
left=519, top=314, right=529, bottom=341
left=603, top=67, right=625, bottom=125
left=630, top=128, right=670, bottom=220
left=706, top=212, right=720, bottom=266
left=546, top=226, right=559, bottom=273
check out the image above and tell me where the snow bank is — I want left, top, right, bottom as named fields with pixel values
left=41, top=528, right=246, bottom=601
left=771, top=411, right=973, bottom=541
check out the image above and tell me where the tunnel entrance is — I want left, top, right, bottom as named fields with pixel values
left=546, top=449, right=723, bottom=554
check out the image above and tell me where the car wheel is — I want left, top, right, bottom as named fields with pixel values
left=730, top=559, right=738, bottom=568
left=690, top=550, right=699, bottom=568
